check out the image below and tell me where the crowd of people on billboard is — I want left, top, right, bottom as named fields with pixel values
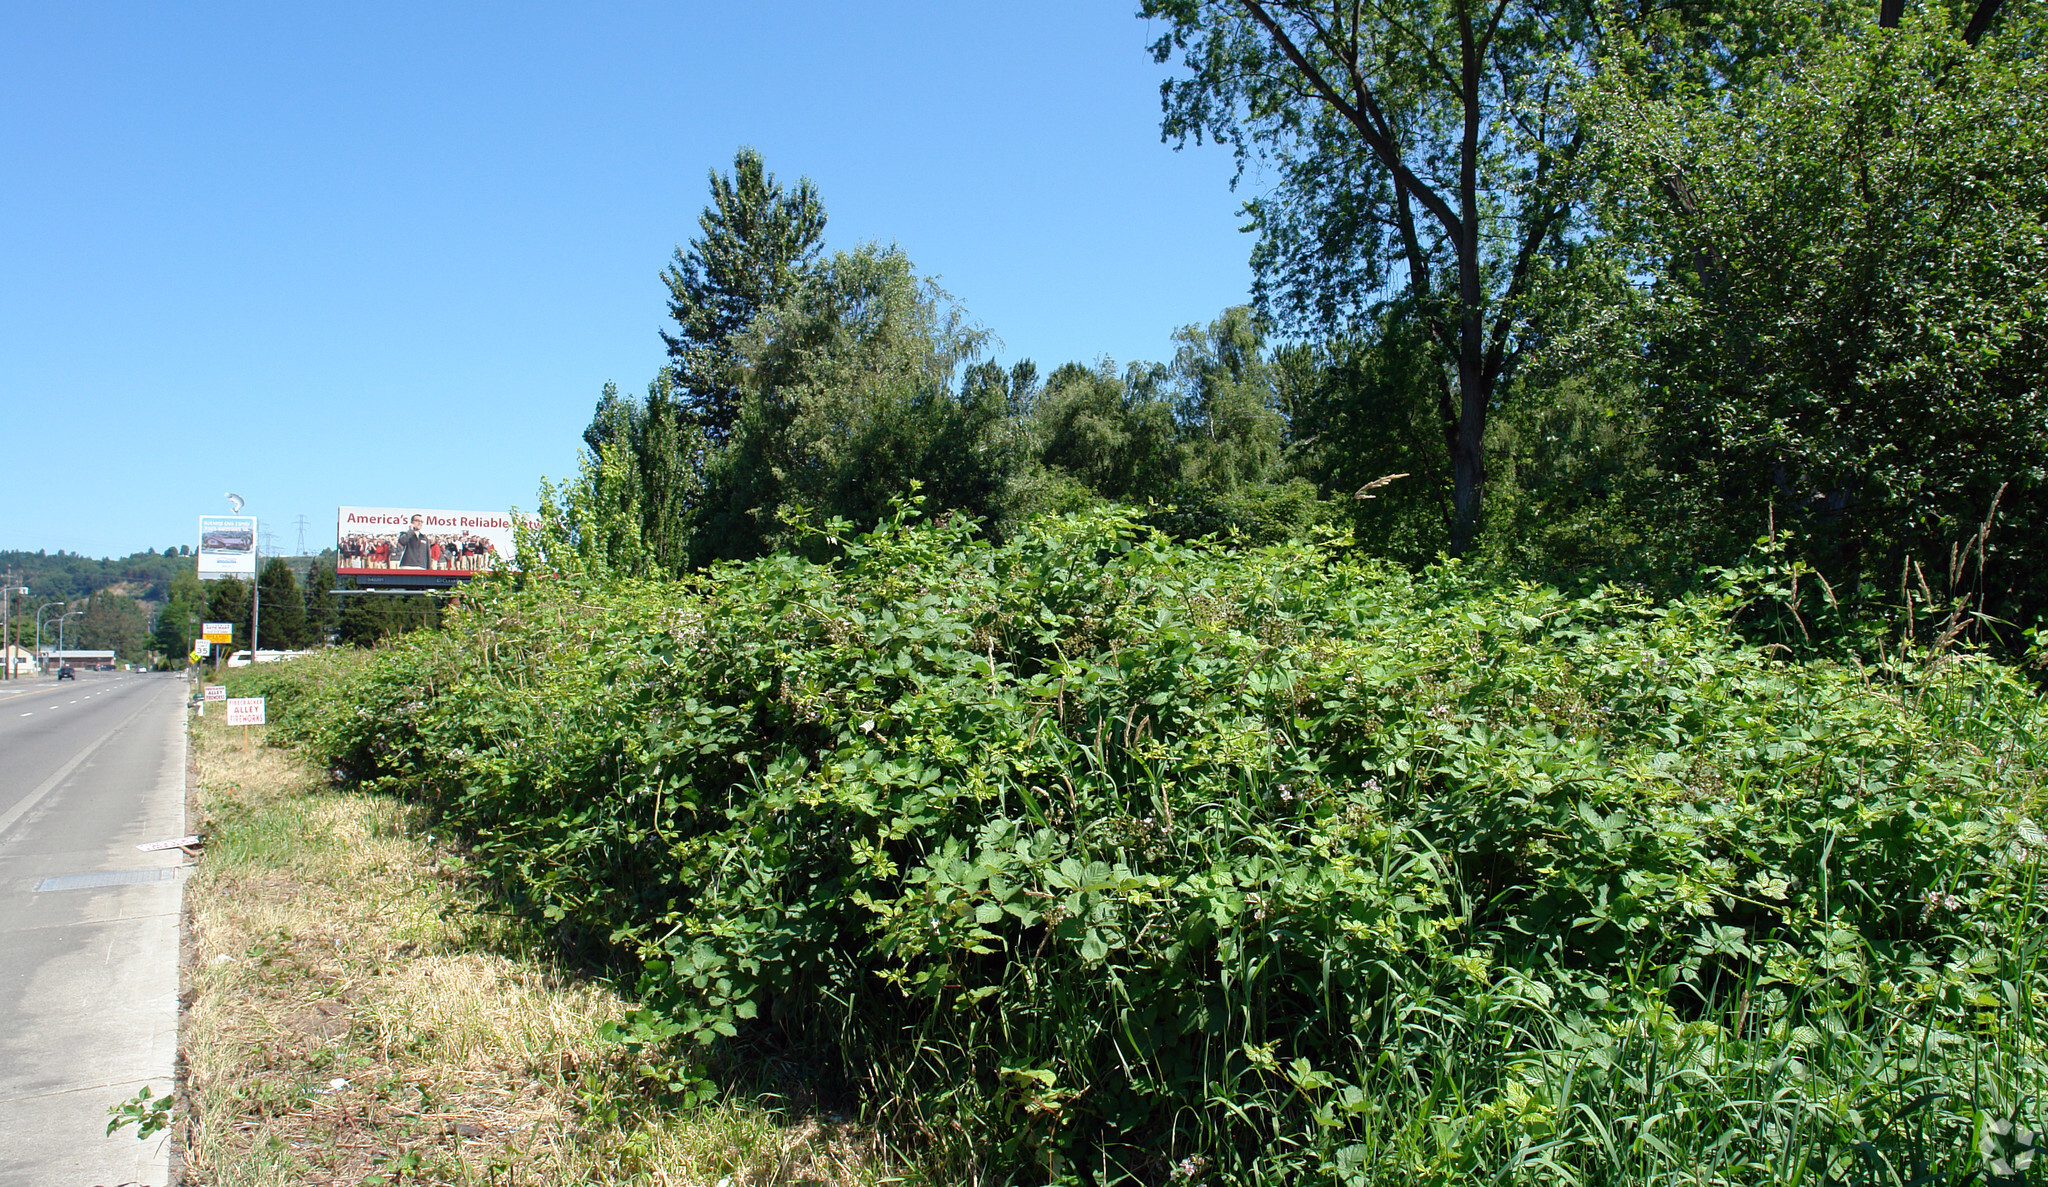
left=339, top=514, right=501, bottom=572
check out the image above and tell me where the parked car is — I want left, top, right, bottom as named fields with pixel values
left=96, top=663, right=115, bottom=671
left=56, top=664, right=74, bottom=680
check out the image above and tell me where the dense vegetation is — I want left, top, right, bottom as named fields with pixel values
left=220, top=0, right=2048, bottom=1180
left=236, top=505, right=2048, bottom=1183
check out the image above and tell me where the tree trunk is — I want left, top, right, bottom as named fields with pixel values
left=1447, top=349, right=1488, bottom=556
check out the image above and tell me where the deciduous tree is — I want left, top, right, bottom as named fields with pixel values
left=1144, top=0, right=1598, bottom=552
left=1591, top=4, right=2048, bottom=620
left=693, top=245, right=1010, bottom=561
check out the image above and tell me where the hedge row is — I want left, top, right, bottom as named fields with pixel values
left=235, top=508, right=2048, bottom=1184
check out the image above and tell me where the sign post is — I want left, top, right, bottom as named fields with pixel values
left=225, top=695, right=265, bottom=750
left=201, top=623, right=233, bottom=676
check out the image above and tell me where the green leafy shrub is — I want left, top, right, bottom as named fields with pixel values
left=254, top=507, right=2048, bottom=1184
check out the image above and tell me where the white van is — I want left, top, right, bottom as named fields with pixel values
left=225, top=649, right=309, bottom=668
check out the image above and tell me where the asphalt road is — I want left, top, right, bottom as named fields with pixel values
left=0, top=670, right=187, bottom=1187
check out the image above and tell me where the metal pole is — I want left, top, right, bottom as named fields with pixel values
left=2, top=582, right=25, bottom=679
left=34, top=602, right=61, bottom=671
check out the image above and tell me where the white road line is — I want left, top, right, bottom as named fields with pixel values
left=0, top=686, right=165, bottom=840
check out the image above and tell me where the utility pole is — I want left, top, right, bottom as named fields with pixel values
left=0, top=575, right=23, bottom=680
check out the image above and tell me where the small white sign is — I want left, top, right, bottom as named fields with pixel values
left=224, top=696, right=266, bottom=726
left=203, top=684, right=227, bottom=702
left=201, top=622, right=235, bottom=644
left=137, top=835, right=202, bottom=852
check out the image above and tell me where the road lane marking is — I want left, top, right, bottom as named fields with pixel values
left=0, top=686, right=167, bottom=840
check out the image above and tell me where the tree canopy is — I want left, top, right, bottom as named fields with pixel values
left=1142, top=0, right=1599, bottom=552
left=1589, top=2, right=2048, bottom=618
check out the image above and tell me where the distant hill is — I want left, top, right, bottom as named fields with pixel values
left=0, top=548, right=194, bottom=604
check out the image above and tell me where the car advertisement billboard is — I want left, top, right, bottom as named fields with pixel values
left=336, top=507, right=532, bottom=578
left=197, top=515, right=258, bottom=579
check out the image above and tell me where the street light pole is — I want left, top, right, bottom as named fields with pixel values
left=34, top=602, right=64, bottom=671
left=57, top=608, right=81, bottom=663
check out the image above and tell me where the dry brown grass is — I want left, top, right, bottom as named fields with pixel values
left=181, top=712, right=901, bottom=1187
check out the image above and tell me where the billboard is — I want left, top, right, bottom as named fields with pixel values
left=336, top=507, right=532, bottom=579
left=197, top=516, right=258, bottom=579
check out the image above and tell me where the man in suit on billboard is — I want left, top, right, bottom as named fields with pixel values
left=398, top=514, right=432, bottom=570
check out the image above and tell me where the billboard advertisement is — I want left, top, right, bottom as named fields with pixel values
left=336, top=507, right=532, bottom=579
left=197, top=516, right=258, bottom=579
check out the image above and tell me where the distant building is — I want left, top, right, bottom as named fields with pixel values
left=41, top=649, right=116, bottom=671
left=2, top=643, right=36, bottom=675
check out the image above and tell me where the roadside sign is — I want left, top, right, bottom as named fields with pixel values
left=204, top=685, right=226, bottom=702
left=224, top=697, right=266, bottom=726
left=202, top=623, right=234, bottom=644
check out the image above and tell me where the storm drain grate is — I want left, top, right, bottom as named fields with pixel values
left=34, top=868, right=182, bottom=892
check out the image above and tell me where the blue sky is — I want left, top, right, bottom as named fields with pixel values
left=0, top=3, right=1260, bottom=559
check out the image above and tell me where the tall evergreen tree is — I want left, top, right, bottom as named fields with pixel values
left=660, top=147, right=828, bottom=441
left=206, top=578, right=251, bottom=652
left=636, top=374, right=699, bottom=574
left=258, top=558, right=308, bottom=648
left=303, top=558, right=337, bottom=645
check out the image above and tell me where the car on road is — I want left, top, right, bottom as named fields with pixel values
left=96, top=663, right=115, bottom=671
left=55, top=664, right=74, bottom=680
